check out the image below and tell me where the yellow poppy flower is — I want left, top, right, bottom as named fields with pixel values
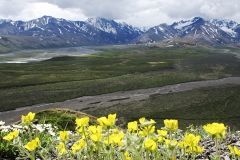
left=97, top=113, right=116, bottom=127
left=90, top=133, right=102, bottom=142
left=3, top=130, right=19, bottom=141
left=59, top=131, right=69, bottom=141
left=24, top=137, right=40, bottom=151
left=76, top=117, right=89, bottom=127
left=72, top=138, right=86, bottom=154
left=157, top=130, right=168, bottom=137
left=228, top=145, right=240, bottom=157
left=109, top=133, right=124, bottom=146
left=184, top=133, right=201, bottom=147
left=128, top=121, right=138, bottom=132
left=139, top=117, right=146, bottom=125
left=165, top=139, right=178, bottom=150
left=56, top=142, right=67, bottom=155
left=193, top=145, right=204, bottom=154
left=124, top=152, right=132, bottom=160
left=178, top=141, right=187, bottom=149
left=164, top=119, right=178, bottom=131
left=22, top=112, right=35, bottom=124
left=203, top=122, right=226, bottom=139
left=144, top=139, right=157, bottom=151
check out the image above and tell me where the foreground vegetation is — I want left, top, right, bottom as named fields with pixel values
left=1, top=45, right=240, bottom=111
left=1, top=111, right=240, bottom=160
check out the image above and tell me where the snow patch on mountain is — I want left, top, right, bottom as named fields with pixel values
left=0, top=19, right=12, bottom=24
left=86, top=17, right=117, bottom=34
left=174, top=21, right=194, bottom=29
left=209, top=19, right=238, bottom=38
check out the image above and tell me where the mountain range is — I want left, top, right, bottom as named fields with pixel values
left=1, top=15, right=240, bottom=51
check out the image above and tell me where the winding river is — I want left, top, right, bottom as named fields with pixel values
left=1, top=49, right=240, bottom=124
left=1, top=77, right=240, bottom=124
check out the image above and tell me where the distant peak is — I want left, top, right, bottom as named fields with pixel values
left=0, top=19, right=12, bottom=24
left=86, top=17, right=114, bottom=23
left=191, top=17, right=204, bottom=22
left=41, top=15, right=54, bottom=18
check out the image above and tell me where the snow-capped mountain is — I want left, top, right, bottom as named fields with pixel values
left=135, top=17, right=239, bottom=44
left=0, top=19, right=12, bottom=24
left=2, top=16, right=240, bottom=47
left=0, top=16, right=144, bottom=44
left=209, top=19, right=238, bottom=38
left=85, top=17, right=144, bottom=43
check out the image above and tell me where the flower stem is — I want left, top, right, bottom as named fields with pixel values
left=215, top=138, right=219, bottom=158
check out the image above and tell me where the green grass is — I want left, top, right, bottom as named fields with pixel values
left=0, top=45, right=240, bottom=112
left=33, top=108, right=99, bottom=131
left=85, top=84, right=240, bottom=130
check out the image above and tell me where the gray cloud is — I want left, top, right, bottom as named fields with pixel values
left=159, top=0, right=240, bottom=20
left=0, top=0, right=27, bottom=17
left=1, top=0, right=240, bottom=27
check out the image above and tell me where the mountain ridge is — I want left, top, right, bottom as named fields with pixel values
left=136, top=17, right=239, bottom=45
left=1, top=16, right=240, bottom=50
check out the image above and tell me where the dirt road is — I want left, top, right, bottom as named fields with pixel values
left=1, top=77, right=240, bottom=124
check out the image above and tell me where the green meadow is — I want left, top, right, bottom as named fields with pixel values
left=1, top=44, right=240, bottom=129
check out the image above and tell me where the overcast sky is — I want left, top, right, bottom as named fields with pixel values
left=0, top=0, right=240, bottom=27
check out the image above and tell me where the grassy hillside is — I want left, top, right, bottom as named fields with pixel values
left=85, top=84, right=240, bottom=130
left=0, top=34, right=94, bottom=53
left=0, top=45, right=240, bottom=113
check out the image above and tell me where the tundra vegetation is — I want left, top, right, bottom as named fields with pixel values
left=0, top=44, right=240, bottom=129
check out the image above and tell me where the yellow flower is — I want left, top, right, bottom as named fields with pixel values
left=56, top=142, right=67, bottom=155
left=139, top=117, right=146, bottom=124
left=76, top=117, right=89, bottom=127
left=144, top=139, right=157, bottom=151
left=109, top=133, right=124, bottom=146
left=124, top=152, right=132, bottom=160
left=3, top=130, right=19, bottom=141
left=164, top=119, right=178, bottom=131
left=72, top=138, right=86, bottom=154
left=138, top=130, right=147, bottom=137
left=108, top=114, right=116, bottom=124
left=228, top=145, right=240, bottom=157
left=178, top=141, right=187, bottom=149
left=113, top=128, right=120, bottom=133
left=128, top=121, right=138, bottom=132
left=88, top=125, right=102, bottom=142
left=22, top=112, right=35, bottom=124
left=184, top=133, right=201, bottom=147
left=157, top=130, right=168, bottom=137
left=139, top=125, right=155, bottom=137
left=158, top=136, right=165, bottom=143
left=193, top=145, right=204, bottom=154
left=90, top=134, right=102, bottom=142
left=88, top=125, right=102, bottom=133
left=59, top=131, right=69, bottom=141
left=139, top=117, right=155, bottom=126
left=165, top=139, right=178, bottom=150
left=97, top=113, right=116, bottom=127
left=24, top=137, right=40, bottom=151
left=203, top=123, right=226, bottom=139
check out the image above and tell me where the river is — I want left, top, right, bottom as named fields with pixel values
left=1, top=77, right=240, bottom=124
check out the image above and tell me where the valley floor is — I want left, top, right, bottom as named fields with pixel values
left=1, top=77, right=240, bottom=124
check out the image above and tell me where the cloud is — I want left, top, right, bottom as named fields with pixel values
left=0, top=1, right=87, bottom=21
left=0, top=0, right=27, bottom=18
left=159, top=0, right=240, bottom=20
left=1, top=0, right=240, bottom=27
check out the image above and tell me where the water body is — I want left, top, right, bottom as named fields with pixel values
left=0, top=47, right=100, bottom=63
